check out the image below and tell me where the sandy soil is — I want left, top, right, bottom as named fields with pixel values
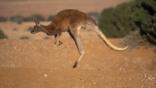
left=0, top=0, right=127, bottom=17
left=0, top=22, right=156, bottom=88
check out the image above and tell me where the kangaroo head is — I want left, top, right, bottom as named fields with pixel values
left=31, top=19, right=45, bottom=34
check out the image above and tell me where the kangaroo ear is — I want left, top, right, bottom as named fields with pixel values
left=33, top=18, right=40, bottom=25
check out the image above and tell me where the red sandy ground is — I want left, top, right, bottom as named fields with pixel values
left=0, top=22, right=156, bottom=88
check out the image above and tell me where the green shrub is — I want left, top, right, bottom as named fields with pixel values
left=0, top=30, right=8, bottom=39
left=133, top=0, right=156, bottom=44
left=99, top=8, right=117, bottom=37
left=99, top=2, right=135, bottom=38
left=99, top=0, right=156, bottom=44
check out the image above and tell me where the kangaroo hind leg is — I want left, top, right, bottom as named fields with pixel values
left=68, top=28, right=85, bottom=68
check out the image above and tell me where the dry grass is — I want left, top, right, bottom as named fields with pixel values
left=122, top=30, right=151, bottom=49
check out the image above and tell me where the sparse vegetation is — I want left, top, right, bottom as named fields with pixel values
left=47, top=15, right=54, bottom=21
left=30, top=14, right=45, bottom=21
left=122, top=30, right=150, bottom=49
left=0, top=16, right=8, bottom=22
left=10, top=15, right=24, bottom=24
left=0, top=14, right=49, bottom=23
left=23, top=16, right=33, bottom=22
left=15, top=14, right=46, bottom=22
left=0, top=30, right=8, bottom=39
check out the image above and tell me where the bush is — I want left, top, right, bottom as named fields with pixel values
left=23, top=14, right=46, bottom=22
left=10, top=15, right=24, bottom=24
left=0, top=30, right=8, bottom=39
left=132, top=0, right=156, bottom=44
left=9, top=14, right=46, bottom=22
left=99, top=0, right=156, bottom=44
left=99, top=8, right=119, bottom=37
left=99, top=2, right=135, bottom=38
left=30, top=14, right=45, bottom=21
left=0, top=16, right=8, bottom=22
left=47, top=15, right=54, bottom=21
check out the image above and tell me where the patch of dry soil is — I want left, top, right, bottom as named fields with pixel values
left=0, top=22, right=156, bottom=88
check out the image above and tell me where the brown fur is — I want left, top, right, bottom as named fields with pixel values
left=31, top=9, right=128, bottom=68
left=40, top=9, right=95, bottom=35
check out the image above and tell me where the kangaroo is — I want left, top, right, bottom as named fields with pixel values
left=30, top=9, right=128, bottom=68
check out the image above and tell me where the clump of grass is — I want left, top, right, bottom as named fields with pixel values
left=122, top=30, right=150, bottom=49
left=20, top=36, right=29, bottom=40
left=0, top=29, right=8, bottom=39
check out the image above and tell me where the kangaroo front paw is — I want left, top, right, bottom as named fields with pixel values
left=54, top=41, right=63, bottom=46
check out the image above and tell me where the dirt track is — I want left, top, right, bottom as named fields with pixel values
left=0, top=22, right=156, bottom=88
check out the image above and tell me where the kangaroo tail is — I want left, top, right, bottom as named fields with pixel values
left=94, top=26, right=128, bottom=51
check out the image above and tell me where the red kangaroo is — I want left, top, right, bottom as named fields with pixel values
left=30, top=9, right=128, bottom=68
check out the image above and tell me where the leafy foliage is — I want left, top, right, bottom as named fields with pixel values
left=0, top=30, right=8, bottom=39
left=133, top=0, right=156, bottom=44
left=99, top=2, right=136, bottom=38
left=99, top=0, right=156, bottom=44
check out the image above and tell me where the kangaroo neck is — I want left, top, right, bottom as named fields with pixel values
left=40, top=24, right=52, bottom=35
